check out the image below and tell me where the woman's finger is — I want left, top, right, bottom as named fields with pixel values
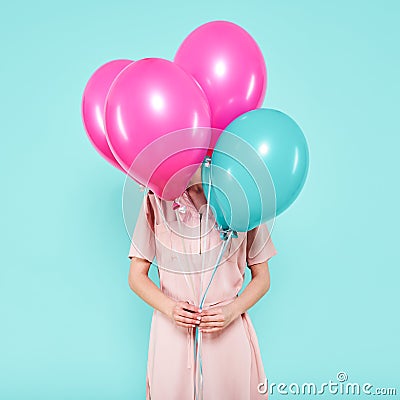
left=177, top=309, right=202, bottom=322
left=175, top=321, right=196, bottom=328
left=199, top=314, right=224, bottom=323
left=179, top=301, right=201, bottom=313
left=200, top=307, right=223, bottom=316
left=174, top=314, right=200, bottom=326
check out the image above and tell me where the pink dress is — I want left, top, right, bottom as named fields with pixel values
left=128, top=189, right=278, bottom=400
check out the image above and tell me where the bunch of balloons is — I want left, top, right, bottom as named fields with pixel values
left=81, top=20, right=309, bottom=231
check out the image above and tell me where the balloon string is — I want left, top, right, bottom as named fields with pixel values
left=200, top=231, right=232, bottom=309
left=200, top=156, right=213, bottom=306
left=152, top=194, right=197, bottom=303
left=194, top=230, right=233, bottom=400
left=195, top=156, right=212, bottom=400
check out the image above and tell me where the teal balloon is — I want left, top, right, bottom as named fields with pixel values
left=209, top=108, right=309, bottom=231
left=209, top=131, right=276, bottom=231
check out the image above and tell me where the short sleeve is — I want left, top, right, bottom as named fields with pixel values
left=246, top=223, right=278, bottom=267
left=128, top=193, right=156, bottom=263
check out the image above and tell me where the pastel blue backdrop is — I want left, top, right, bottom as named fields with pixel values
left=1, top=1, right=399, bottom=399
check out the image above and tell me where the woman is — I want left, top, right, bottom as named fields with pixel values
left=128, top=164, right=277, bottom=400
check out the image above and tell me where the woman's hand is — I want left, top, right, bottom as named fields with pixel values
left=198, top=303, right=239, bottom=333
left=197, top=261, right=271, bottom=334
left=168, top=300, right=202, bottom=329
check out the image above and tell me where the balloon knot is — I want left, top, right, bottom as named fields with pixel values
left=216, top=225, right=238, bottom=240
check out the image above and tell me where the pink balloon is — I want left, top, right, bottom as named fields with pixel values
left=174, top=20, right=267, bottom=154
left=105, top=58, right=211, bottom=200
left=81, top=59, right=133, bottom=173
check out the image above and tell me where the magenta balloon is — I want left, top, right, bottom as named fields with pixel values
left=174, top=20, right=267, bottom=149
left=104, top=58, right=211, bottom=200
left=81, top=59, right=133, bottom=173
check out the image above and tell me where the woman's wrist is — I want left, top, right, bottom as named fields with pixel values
left=229, top=299, right=244, bottom=319
left=162, top=296, right=176, bottom=320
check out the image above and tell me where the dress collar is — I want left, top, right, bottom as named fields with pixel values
left=172, top=189, right=212, bottom=226
left=172, top=189, right=198, bottom=212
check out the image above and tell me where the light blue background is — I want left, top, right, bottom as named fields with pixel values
left=1, top=1, right=399, bottom=398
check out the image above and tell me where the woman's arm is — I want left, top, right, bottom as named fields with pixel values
left=128, top=256, right=175, bottom=317
left=199, top=261, right=270, bottom=333
left=128, top=256, right=202, bottom=328
left=231, top=261, right=270, bottom=318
